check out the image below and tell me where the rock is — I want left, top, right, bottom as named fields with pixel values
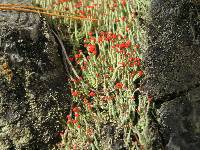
left=0, top=1, right=68, bottom=150
left=157, top=87, right=200, bottom=150
left=142, top=0, right=200, bottom=149
left=143, top=0, right=200, bottom=100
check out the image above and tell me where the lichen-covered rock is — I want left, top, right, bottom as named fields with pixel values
left=142, top=0, right=200, bottom=149
left=143, top=0, right=200, bottom=100
left=0, top=1, right=68, bottom=149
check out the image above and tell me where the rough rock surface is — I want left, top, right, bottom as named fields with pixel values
left=0, top=1, right=68, bottom=150
left=143, top=0, right=200, bottom=149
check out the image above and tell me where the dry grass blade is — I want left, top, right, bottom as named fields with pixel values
left=0, top=4, right=98, bottom=21
left=0, top=3, right=84, bottom=17
left=0, top=3, right=51, bottom=11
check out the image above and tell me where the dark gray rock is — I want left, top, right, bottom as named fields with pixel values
left=0, top=1, right=68, bottom=150
left=142, top=0, right=200, bottom=149
left=157, top=87, right=200, bottom=150
left=143, top=0, right=200, bottom=100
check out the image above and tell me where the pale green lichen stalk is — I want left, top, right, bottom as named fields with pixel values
left=32, top=0, right=150, bottom=149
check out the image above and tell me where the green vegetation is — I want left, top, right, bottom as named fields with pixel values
left=31, top=0, right=150, bottom=149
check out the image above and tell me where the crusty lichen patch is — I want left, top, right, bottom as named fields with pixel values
left=0, top=58, right=13, bottom=82
left=0, top=13, right=68, bottom=150
left=0, top=124, right=33, bottom=149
